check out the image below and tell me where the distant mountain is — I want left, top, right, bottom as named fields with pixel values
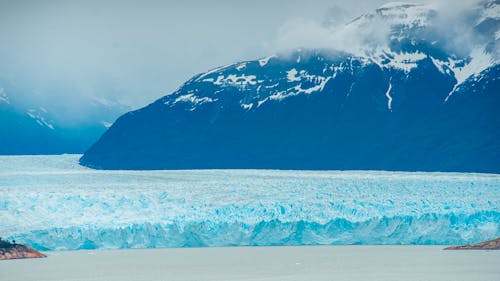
left=0, top=82, right=129, bottom=155
left=81, top=1, right=500, bottom=172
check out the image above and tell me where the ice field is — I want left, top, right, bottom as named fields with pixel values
left=0, top=155, right=498, bottom=250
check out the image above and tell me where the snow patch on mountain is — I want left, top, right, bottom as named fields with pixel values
left=164, top=94, right=217, bottom=109
left=385, top=82, right=393, bottom=111
left=196, top=64, right=233, bottom=81
left=26, top=108, right=55, bottom=130
left=375, top=2, right=435, bottom=28
left=259, top=55, right=277, bottom=66
left=157, top=1, right=498, bottom=113
left=346, top=1, right=435, bottom=35
left=101, top=121, right=113, bottom=129
left=479, top=1, right=499, bottom=23
left=430, top=57, right=450, bottom=75
left=241, top=103, right=253, bottom=110
left=0, top=87, right=9, bottom=104
left=236, top=62, right=247, bottom=71
left=380, top=51, right=427, bottom=73
left=213, top=74, right=257, bottom=88
left=445, top=48, right=497, bottom=101
left=287, top=69, right=301, bottom=82
left=286, top=69, right=327, bottom=84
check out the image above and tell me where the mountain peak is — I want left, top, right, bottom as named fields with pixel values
left=79, top=1, right=500, bottom=172
left=377, top=2, right=422, bottom=9
left=349, top=2, right=435, bottom=29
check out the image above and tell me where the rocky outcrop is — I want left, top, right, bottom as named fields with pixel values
left=444, top=237, right=500, bottom=250
left=0, top=244, right=46, bottom=260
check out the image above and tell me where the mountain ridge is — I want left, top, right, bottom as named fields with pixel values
left=80, top=1, right=500, bottom=171
left=0, top=80, right=130, bottom=155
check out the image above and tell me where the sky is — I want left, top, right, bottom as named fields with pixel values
left=0, top=0, right=391, bottom=109
left=0, top=0, right=486, bottom=113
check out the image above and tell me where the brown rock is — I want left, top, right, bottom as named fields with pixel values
left=444, top=237, right=500, bottom=250
left=0, top=244, right=47, bottom=260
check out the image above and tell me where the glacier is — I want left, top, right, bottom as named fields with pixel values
left=0, top=155, right=499, bottom=251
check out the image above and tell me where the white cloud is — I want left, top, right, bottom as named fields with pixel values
left=273, top=15, right=391, bottom=57
left=271, top=0, right=493, bottom=59
left=0, top=0, right=494, bottom=120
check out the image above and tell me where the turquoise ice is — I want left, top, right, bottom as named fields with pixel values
left=0, top=155, right=498, bottom=250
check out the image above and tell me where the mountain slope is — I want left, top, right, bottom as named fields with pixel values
left=0, top=82, right=129, bottom=155
left=80, top=2, right=500, bottom=172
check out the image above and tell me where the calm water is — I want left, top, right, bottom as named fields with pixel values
left=0, top=246, right=499, bottom=281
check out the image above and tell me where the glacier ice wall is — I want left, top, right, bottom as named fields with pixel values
left=0, top=155, right=499, bottom=250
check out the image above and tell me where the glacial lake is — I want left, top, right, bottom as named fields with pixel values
left=1, top=246, right=500, bottom=281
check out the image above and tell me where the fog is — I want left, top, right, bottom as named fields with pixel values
left=0, top=0, right=488, bottom=114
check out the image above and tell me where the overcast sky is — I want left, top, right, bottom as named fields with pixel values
left=0, top=0, right=399, bottom=109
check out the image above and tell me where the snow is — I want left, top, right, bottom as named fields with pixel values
left=1, top=155, right=499, bottom=250
left=196, top=64, right=232, bottom=81
left=0, top=87, right=9, bottom=104
left=26, top=109, right=54, bottom=130
left=479, top=2, right=499, bottom=23
left=172, top=94, right=216, bottom=106
left=268, top=91, right=287, bottom=101
left=236, top=62, right=247, bottom=71
left=451, top=49, right=494, bottom=85
left=214, top=74, right=257, bottom=88
left=293, top=77, right=331, bottom=95
left=445, top=48, right=496, bottom=101
left=259, top=55, right=277, bottom=67
left=346, top=2, right=434, bottom=35
left=90, top=96, right=116, bottom=107
left=160, top=1, right=496, bottom=113
left=286, top=69, right=328, bottom=85
left=241, top=103, right=253, bottom=110
left=385, top=82, right=393, bottom=111
left=102, top=121, right=113, bottom=128
left=264, top=69, right=332, bottom=102
left=430, top=57, right=448, bottom=75
left=378, top=2, right=420, bottom=10
left=286, top=69, right=301, bottom=82
left=382, top=51, right=427, bottom=73
left=257, top=98, right=268, bottom=107
left=375, top=2, right=434, bottom=28
left=265, top=83, right=279, bottom=88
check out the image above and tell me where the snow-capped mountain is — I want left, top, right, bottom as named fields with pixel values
left=0, top=82, right=129, bottom=154
left=81, top=1, right=500, bottom=172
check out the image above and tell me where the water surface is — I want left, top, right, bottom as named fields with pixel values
left=0, top=246, right=499, bottom=281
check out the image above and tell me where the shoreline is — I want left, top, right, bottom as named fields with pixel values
left=445, top=237, right=500, bottom=250
left=15, top=242, right=499, bottom=253
left=0, top=244, right=46, bottom=261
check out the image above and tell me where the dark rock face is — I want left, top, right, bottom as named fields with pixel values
left=444, top=237, right=500, bottom=250
left=79, top=52, right=499, bottom=172
left=80, top=2, right=500, bottom=172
